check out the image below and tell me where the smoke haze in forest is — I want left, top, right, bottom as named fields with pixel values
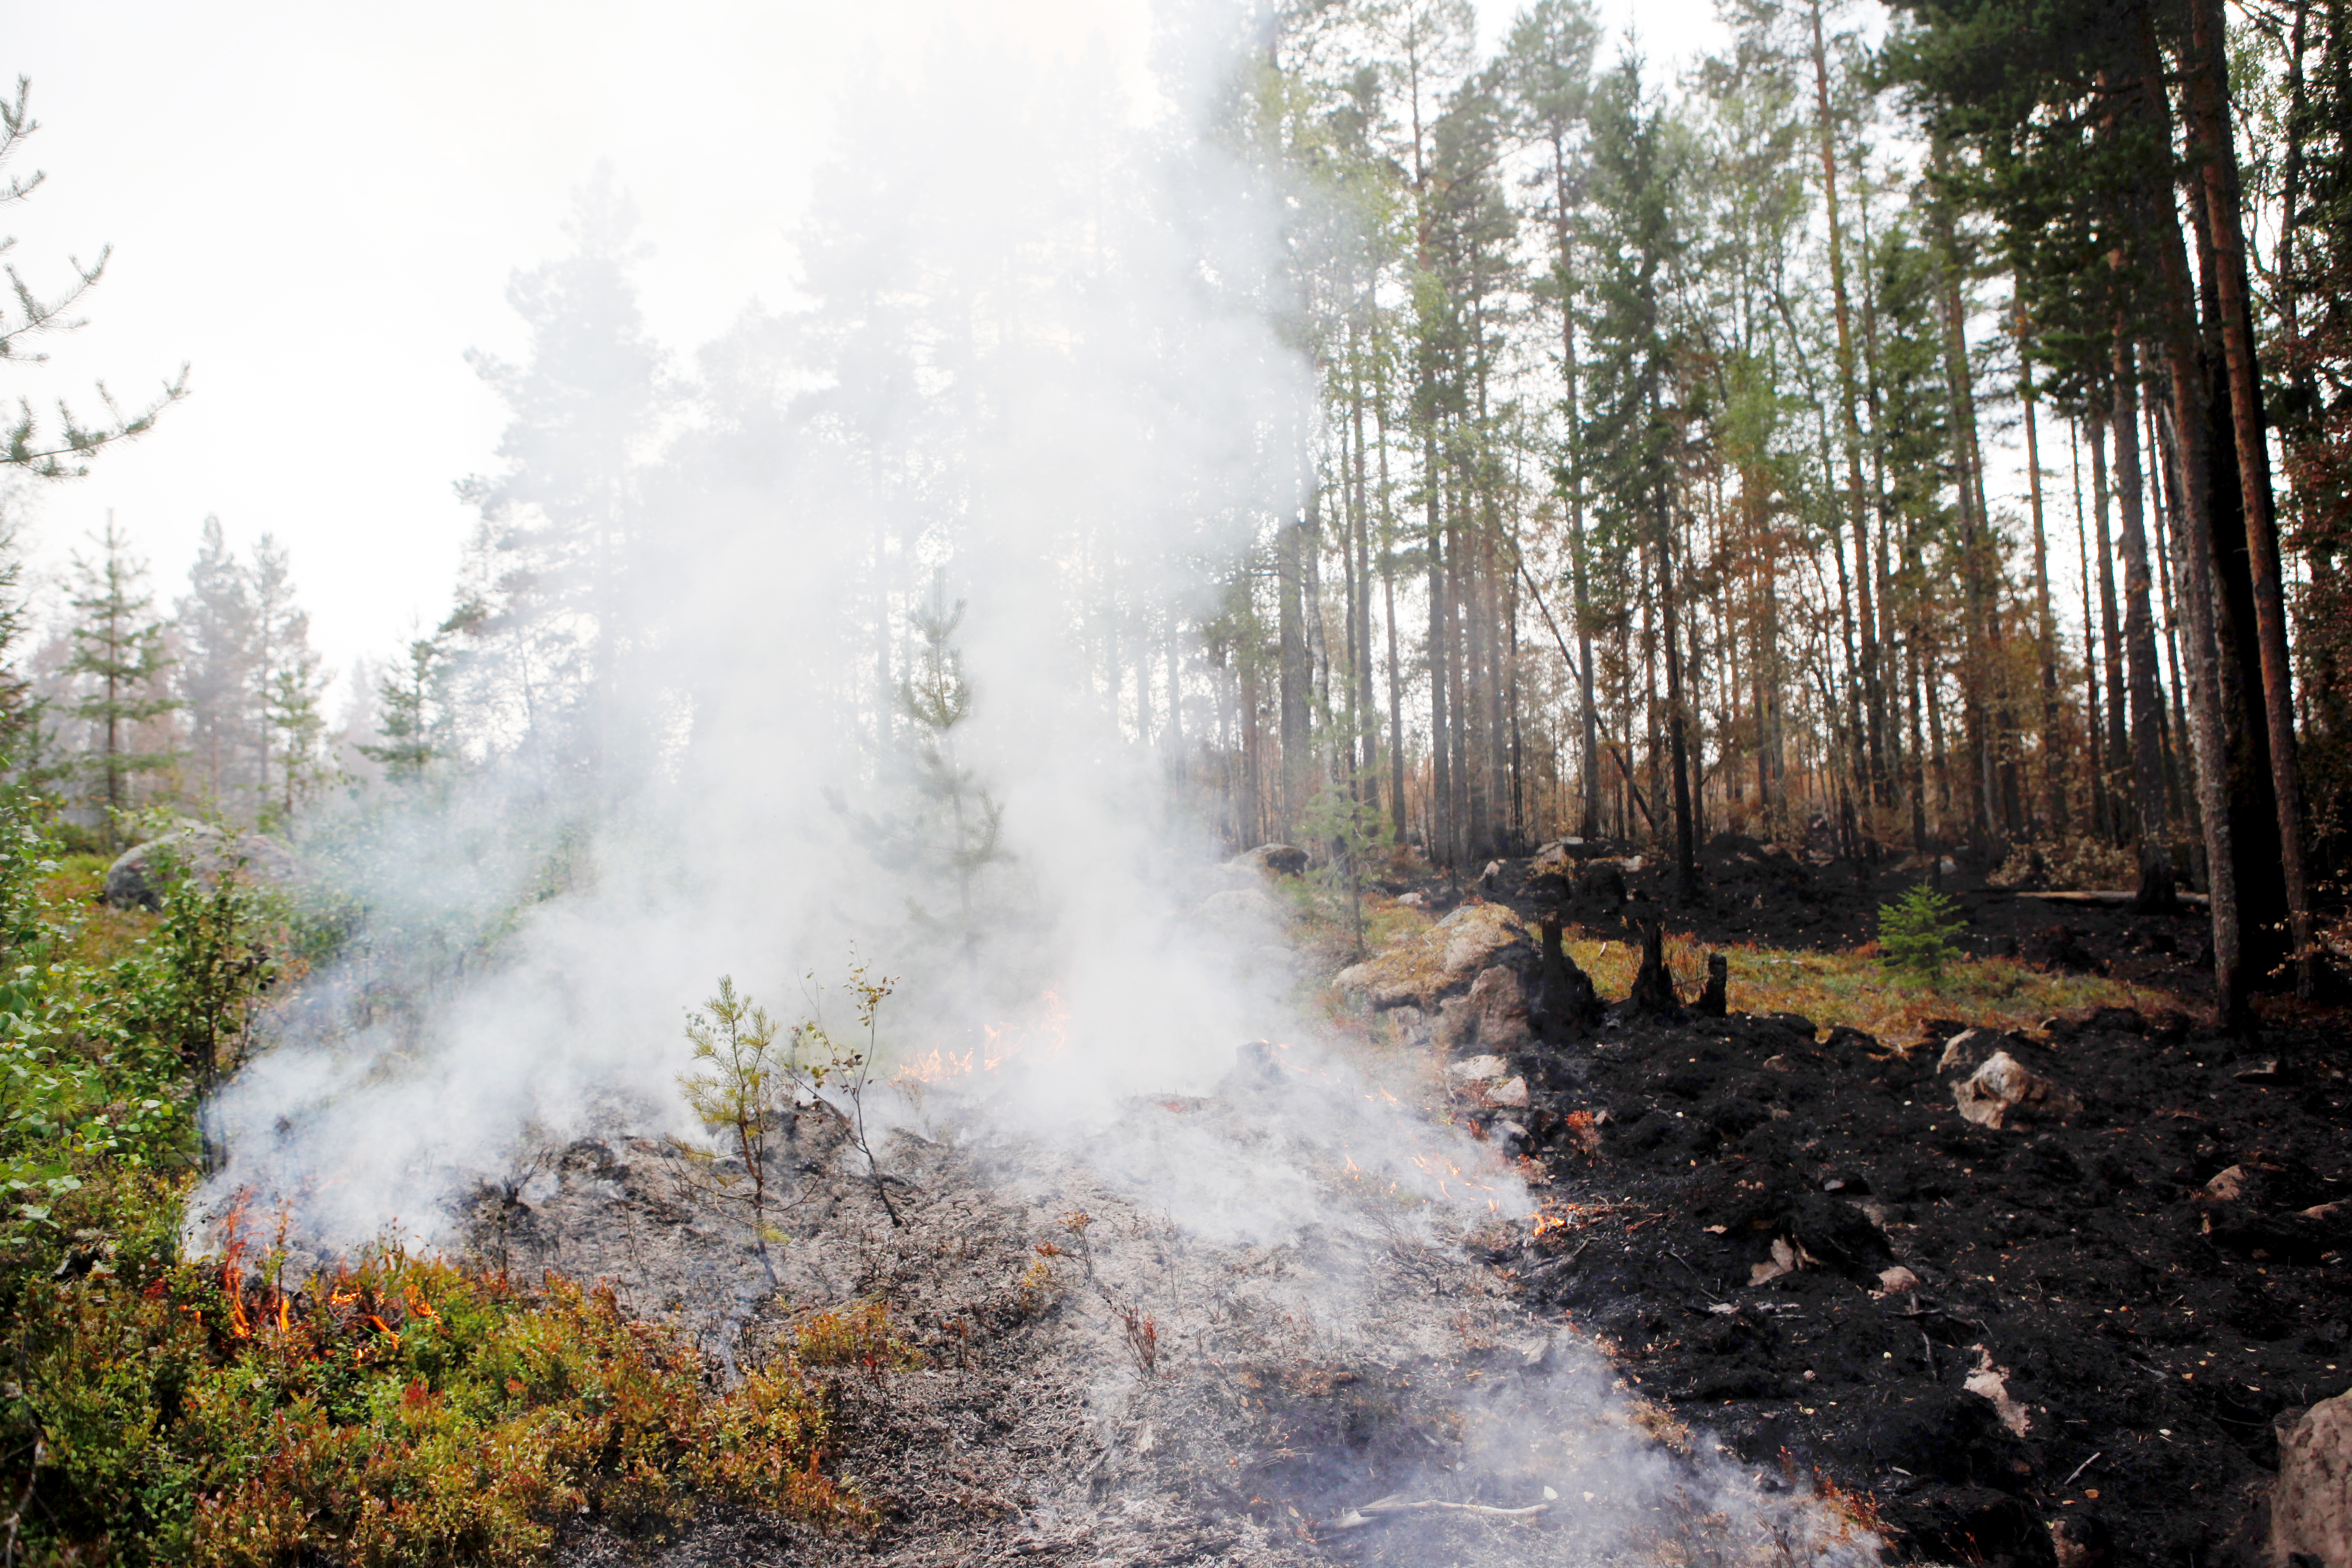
left=6, top=0, right=1726, bottom=677
left=182, top=0, right=1522, bottom=1257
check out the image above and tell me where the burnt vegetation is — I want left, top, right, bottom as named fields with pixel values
left=1325, top=836, right=2349, bottom=1568
left=0, top=0, right=2344, bottom=1558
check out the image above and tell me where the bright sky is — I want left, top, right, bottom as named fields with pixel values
left=9, top=0, right=1724, bottom=691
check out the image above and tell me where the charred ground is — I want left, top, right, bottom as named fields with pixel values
left=1387, top=835, right=2352, bottom=1568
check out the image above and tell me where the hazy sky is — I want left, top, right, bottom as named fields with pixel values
left=8, top=0, right=1725, bottom=689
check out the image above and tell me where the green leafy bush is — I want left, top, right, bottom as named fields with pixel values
left=0, top=814, right=889, bottom=1565
left=1878, top=882, right=1968, bottom=984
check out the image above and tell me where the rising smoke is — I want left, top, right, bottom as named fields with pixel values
left=196, top=7, right=1874, bottom=1558
left=202, top=0, right=1347, bottom=1249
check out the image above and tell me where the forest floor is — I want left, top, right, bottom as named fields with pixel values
left=1351, top=835, right=2352, bottom=1568
left=533, top=835, right=2347, bottom=1568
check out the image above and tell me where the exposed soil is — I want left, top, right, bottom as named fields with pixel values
left=531, top=1056, right=1877, bottom=1566
left=1416, top=838, right=2352, bottom=1568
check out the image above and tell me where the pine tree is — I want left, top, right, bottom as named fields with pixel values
left=458, top=164, right=665, bottom=774
left=0, top=77, right=185, bottom=477
left=1581, top=57, right=1699, bottom=897
left=357, top=637, right=445, bottom=785
left=63, top=516, right=177, bottom=844
left=176, top=515, right=257, bottom=811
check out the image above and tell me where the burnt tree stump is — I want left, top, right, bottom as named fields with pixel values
left=1628, top=919, right=1679, bottom=1015
left=1534, top=912, right=1604, bottom=1035
left=1698, top=952, right=1728, bottom=1017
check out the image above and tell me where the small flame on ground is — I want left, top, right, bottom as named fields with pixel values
left=891, top=990, right=1070, bottom=1086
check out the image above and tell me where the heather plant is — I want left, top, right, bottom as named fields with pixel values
left=1878, top=882, right=1968, bottom=985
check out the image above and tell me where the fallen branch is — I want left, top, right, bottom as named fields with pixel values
left=2014, top=889, right=2209, bottom=908
left=1333, top=1495, right=1551, bottom=1529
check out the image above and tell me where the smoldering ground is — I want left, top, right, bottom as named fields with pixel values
left=183, top=2, right=1879, bottom=1560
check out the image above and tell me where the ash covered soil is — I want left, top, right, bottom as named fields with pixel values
left=537, top=1078, right=1870, bottom=1568
left=524, top=834, right=2344, bottom=1568
left=1415, top=838, right=2352, bottom=1568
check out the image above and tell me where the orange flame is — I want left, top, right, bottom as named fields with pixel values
left=892, top=990, right=1071, bottom=1086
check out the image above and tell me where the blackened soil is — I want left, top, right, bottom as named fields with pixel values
left=1483, top=1000, right=2352, bottom=1568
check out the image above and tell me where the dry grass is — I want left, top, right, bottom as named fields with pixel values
left=1560, top=926, right=2182, bottom=1046
left=1310, top=895, right=2179, bottom=1048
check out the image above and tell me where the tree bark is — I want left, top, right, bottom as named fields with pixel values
left=1810, top=0, right=1886, bottom=812
left=2153, top=392, right=2245, bottom=1024
left=1661, top=503, right=1697, bottom=901
left=1425, top=431, right=1454, bottom=866
left=2110, top=338, right=2176, bottom=909
left=2185, top=0, right=2314, bottom=994
left=1931, top=150, right=2000, bottom=845
left=1278, top=451, right=1313, bottom=837
left=2089, top=411, right=2127, bottom=842
left=2015, top=292, right=2065, bottom=834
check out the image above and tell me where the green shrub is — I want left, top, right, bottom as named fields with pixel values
left=0, top=811, right=881, bottom=1565
left=1878, top=882, right=1967, bottom=984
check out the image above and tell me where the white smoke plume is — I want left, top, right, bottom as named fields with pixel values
left=192, top=7, right=1875, bottom=1558
left=201, top=0, right=1362, bottom=1249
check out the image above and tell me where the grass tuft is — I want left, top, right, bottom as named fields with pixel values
left=1560, top=926, right=2174, bottom=1044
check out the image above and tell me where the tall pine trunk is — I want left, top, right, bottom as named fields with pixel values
left=2110, top=336, right=2176, bottom=908
left=2015, top=295, right=2066, bottom=833
left=2185, top=0, right=2314, bottom=993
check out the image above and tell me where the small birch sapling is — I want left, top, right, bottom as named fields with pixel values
left=792, top=959, right=903, bottom=1228
left=673, top=977, right=790, bottom=1279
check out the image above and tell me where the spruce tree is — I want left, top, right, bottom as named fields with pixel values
left=357, top=637, right=446, bottom=785
left=248, top=534, right=325, bottom=823
left=895, top=588, right=1004, bottom=959
left=177, top=515, right=257, bottom=811
left=63, top=516, right=176, bottom=845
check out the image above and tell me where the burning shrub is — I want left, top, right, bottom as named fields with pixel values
left=0, top=1227, right=874, bottom=1566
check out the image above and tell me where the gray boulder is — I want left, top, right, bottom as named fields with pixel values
left=1226, top=843, right=1308, bottom=879
left=101, top=824, right=298, bottom=911
left=2267, top=1391, right=2352, bottom=1567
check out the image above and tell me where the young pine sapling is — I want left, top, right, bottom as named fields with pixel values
left=672, top=977, right=792, bottom=1281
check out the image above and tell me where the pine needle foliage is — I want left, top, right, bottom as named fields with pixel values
left=896, top=590, right=1005, bottom=952
left=671, top=976, right=789, bottom=1278
left=1877, top=881, right=1968, bottom=984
